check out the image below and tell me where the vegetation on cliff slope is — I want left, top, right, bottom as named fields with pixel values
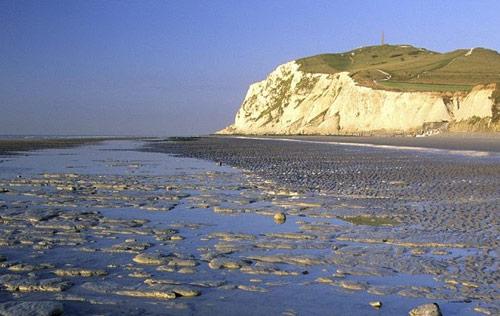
left=492, top=84, right=500, bottom=122
left=297, top=45, right=500, bottom=92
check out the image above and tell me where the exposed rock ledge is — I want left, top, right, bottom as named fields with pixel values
left=218, top=61, right=499, bottom=135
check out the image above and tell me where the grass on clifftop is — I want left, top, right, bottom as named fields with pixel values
left=377, top=81, right=473, bottom=92
left=296, top=45, right=500, bottom=92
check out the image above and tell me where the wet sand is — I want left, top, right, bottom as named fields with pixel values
left=143, top=136, right=499, bottom=314
left=0, top=138, right=108, bottom=156
left=0, top=139, right=498, bottom=315
left=219, top=133, right=500, bottom=153
left=145, top=135, right=500, bottom=237
left=0, top=137, right=147, bottom=156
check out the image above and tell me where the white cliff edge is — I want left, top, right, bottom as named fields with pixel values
left=218, top=61, right=498, bottom=135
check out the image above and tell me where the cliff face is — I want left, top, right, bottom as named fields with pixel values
left=218, top=61, right=498, bottom=135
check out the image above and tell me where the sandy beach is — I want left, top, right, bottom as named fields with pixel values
left=1, top=137, right=496, bottom=315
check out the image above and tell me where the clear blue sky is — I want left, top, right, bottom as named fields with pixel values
left=1, top=0, right=499, bottom=136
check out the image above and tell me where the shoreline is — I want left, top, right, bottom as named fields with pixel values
left=0, top=136, right=148, bottom=156
left=222, top=135, right=499, bottom=158
left=211, top=133, right=500, bottom=153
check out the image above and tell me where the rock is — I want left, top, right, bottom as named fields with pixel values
left=109, top=240, right=152, bottom=253
left=247, top=254, right=328, bottom=266
left=171, top=287, right=200, bottom=297
left=53, top=268, right=107, bottom=277
left=26, top=279, right=72, bottom=292
left=240, top=265, right=304, bottom=276
left=156, top=265, right=175, bottom=272
left=56, top=185, right=77, bottom=191
left=169, top=235, right=185, bottom=241
left=128, top=271, right=151, bottom=278
left=208, top=258, right=245, bottom=270
left=273, top=212, right=286, bottom=224
left=337, top=280, right=367, bottom=291
left=8, top=264, right=35, bottom=272
left=154, top=285, right=200, bottom=297
left=237, top=284, right=268, bottom=292
left=177, top=267, right=196, bottom=274
left=2, top=276, right=72, bottom=293
left=144, top=278, right=182, bottom=286
left=265, top=232, right=316, bottom=240
left=0, top=301, right=63, bottom=316
left=208, top=232, right=256, bottom=241
left=316, top=277, right=334, bottom=284
left=409, top=303, right=442, bottom=316
left=167, top=258, right=198, bottom=267
left=133, top=253, right=168, bottom=265
left=369, top=301, right=382, bottom=309
left=115, top=290, right=176, bottom=300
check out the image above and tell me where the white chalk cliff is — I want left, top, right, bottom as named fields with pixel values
left=218, top=61, right=497, bottom=135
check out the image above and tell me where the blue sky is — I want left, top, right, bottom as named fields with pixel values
left=1, top=0, right=499, bottom=135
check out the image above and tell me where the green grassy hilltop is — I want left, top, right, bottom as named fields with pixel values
left=296, top=45, right=500, bottom=92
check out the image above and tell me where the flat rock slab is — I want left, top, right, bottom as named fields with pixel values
left=409, top=303, right=442, bottom=316
left=0, top=275, right=73, bottom=293
left=53, top=268, right=107, bottom=277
